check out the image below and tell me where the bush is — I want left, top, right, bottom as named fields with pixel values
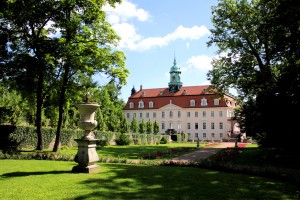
left=115, top=133, right=131, bottom=145
left=97, top=139, right=108, bottom=147
left=160, top=136, right=168, bottom=144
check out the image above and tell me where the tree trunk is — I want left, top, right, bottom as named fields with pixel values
left=36, top=73, right=44, bottom=150
left=53, top=65, right=69, bottom=152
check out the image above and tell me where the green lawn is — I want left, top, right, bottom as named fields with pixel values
left=0, top=159, right=298, bottom=200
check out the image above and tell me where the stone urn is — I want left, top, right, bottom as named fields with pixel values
left=72, top=102, right=100, bottom=173
left=77, top=102, right=100, bottom=139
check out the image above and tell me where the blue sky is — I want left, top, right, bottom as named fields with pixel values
left=97, top=0, right=220, bottom=101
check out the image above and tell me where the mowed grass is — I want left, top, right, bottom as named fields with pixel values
left=0, top=159, right=298, bottom=200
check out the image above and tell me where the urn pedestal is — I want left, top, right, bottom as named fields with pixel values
left=72, top=103, right=100, bottom=173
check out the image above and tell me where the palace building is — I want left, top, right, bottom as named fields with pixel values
left=123, top=58, right=240, bottom=141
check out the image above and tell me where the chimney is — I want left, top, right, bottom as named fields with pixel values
left=140, top=85, right=143, bottom=91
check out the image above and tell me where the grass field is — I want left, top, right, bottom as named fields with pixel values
left=0, top=159, right=298, bottom=200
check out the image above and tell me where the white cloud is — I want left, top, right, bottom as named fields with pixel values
left=103, top=1, right=210, bottom=51
left=119, top=25, right=210, bottom=51
left=182, top=55, right=213, bottom=72
left=103, top=0, right=151, bottom=23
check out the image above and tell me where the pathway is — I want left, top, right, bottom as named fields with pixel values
left=171, top=142, right=236, bottom=163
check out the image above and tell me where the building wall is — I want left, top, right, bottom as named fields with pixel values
left=124, top=103, right=236, bottom=141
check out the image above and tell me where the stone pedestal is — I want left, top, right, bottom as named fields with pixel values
left=72, top=139, right=100, bottom=173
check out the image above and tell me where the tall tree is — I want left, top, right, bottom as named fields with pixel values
left=146, top=119, right=153, bottom=134
left=130, top=117, right=138, bottom=133
left=139, top=119, right=146, bottom=134
left=207, top=0, right=300, bottom=150
left=52, top=0, right=129, bottom=152
left=153, top=120, right=160, bottom=134
left=0, top=0, right=61, bottom=150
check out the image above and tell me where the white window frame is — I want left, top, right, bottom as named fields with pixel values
left=149, top=101, right=154, bottom=108
left=201, top=98, right=208, bottom=106
left=130, top=102, right=134, bottom=108
left=214, top=99, right=219, bottom=106
left=138, top=100, right=144, bottom=108
left=190, top=99, right=195, bottom=107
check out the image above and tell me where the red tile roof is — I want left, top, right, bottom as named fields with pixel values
left=124, top=85, right=235, bottom=110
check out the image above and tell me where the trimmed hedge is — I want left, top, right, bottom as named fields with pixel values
left=0, top=125, right=83, bottom=149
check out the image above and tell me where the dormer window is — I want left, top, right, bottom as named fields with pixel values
left=190, top=99, right=195, bottom=107
left=201, top=98, right=208, bottom=106
left=138, top=100, right=144, bottom=108
left=129, top=102, right=134, bottom=108
left=149, top=101, right=154, bottom=108
left=214, top=99, right=219, bottom=106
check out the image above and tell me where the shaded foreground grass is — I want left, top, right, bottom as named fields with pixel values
left=0, top=160, right=298, bottom=200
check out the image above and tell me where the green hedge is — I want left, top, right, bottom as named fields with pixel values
left=0, top=125, right=83, bottom=149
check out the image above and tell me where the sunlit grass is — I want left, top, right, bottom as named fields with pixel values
left=0, top=159, right=298, bottom=200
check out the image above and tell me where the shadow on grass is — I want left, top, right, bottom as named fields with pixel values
left=72, top=164, right=297, bottom=200
left=1, top=170, right=71, bottom=178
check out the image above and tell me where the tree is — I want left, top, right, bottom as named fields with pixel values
left=131, top=117, right=138, bottom=133
left=146, top=119, right=153, bottom=134
left=207, top=0, right=300, bottom=150
left=0, top=0, right=61, bottom=150
left=120, top=115, right=130, bottom=134
left=139, top=119, right=146, bottom=134
left=51, top=0, right=129, bottom=152
left=153, top=120, right=160, bottom=134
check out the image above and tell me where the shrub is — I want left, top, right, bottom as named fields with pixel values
left=160, top=136, right=168, bottom=144
left=115, top=133, right=131, bottom=145
left=97, top=139, right=108, bottom=147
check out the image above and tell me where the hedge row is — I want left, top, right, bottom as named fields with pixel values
left=0, top=125, right=172, bottom=150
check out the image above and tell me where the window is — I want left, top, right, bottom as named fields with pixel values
left=130, top=102, right=134, bottom=108
left=162, top=123, right=165, bottom=129
left=126, top=113, right=130, bottom=118
left=195, top=123, right=199, bottom=130
left=203, top=111, right=206, bottom=117
left=201, top=98, right=208, bottom=106
left=220, top=133, right=223, bottom=138
left=203, top=133, right=206, bottom=138
left=146, top=113, right=149, bottom=118
left=211, top=133, right=215, bottom=138
left=178, top=123, right=181, bottom=130
left=162, top=111, right=165, bottom=118
left=178, top=111, right=181, bottom=118
left=214, top=99, right=219, bottom=106
left=170, top=111, right=173, bottom=118
left=187, top=112, right=191, bottom=117
left=203, top=122, right=206, bottom=129
left=153, top=112, right=156, bottom=118
left=138, top=101, right=144, bottom=108
left=187, top=123, right=191, bottom=129
left=139, top=113, right=143, bottom=118
left=219, top=111, right=223, bottom=117
left=219, top=122, right=223, bottom=129
left=190, top=99, right=195, bottom=107
left=195, top=111, right=198, bottom=117
left=195, top=133, right=198, bottom=138
left=211, top=122, right=215, bottom=129
left=149, top=101, right=154, bottom=108
left=133, top=113, right=136, bottom=118
left=169, top=123, right=173, bottom=129
left=211, top=111, right=214, bottom=117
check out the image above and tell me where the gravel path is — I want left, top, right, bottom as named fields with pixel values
left=171, top=142, right=236, bottom=163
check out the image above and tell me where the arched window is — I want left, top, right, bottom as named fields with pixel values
left=149, top=101, right=154, bottom=108
left=201, top=98, right=208, bottom=106
left=130, top=102, right=134, bottom=108
left=190, top=99, right=195, bottom=107
left=138, top=100, right=144, bottom=108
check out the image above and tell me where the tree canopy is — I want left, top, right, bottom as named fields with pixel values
left=207, top=0, right=300, bottom=150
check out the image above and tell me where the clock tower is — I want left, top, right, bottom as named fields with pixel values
left=168, top=57, right=183, bottom=93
